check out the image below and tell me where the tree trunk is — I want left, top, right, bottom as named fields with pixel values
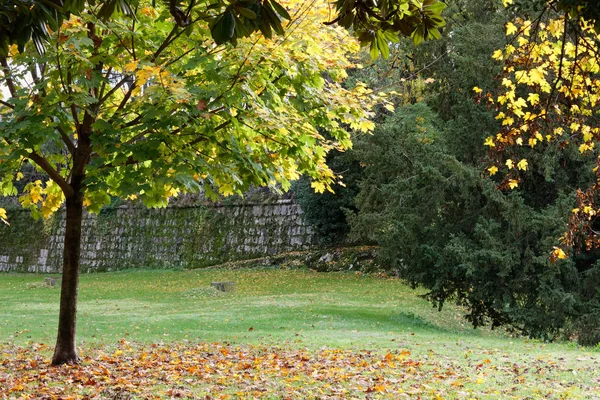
left=51, top=179, right=84, bottom=365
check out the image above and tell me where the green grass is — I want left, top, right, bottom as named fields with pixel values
left=1, top=268, right=599, bottom=398
left=1, top=268, right=500, bottom=348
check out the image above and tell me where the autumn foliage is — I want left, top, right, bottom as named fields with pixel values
left=1, top=341, right=598, bottom=398
left=479, top=10, right=600, bottom=259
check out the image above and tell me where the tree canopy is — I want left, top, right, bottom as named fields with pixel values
left=0, top=0, right=447, bottom=58
left=482, top=4, right=600, bottom=258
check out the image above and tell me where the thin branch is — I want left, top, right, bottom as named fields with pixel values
left=544, top=20, right=569, bottom=121
left=27, top=152, right=74, bottom=197
left=0, top=100, right=14, bottom=109
left=30, top=64, right=40, bottom=84
left=55, top=26, right=70, bottom=96
left=131, top=4, right=137, bottom=60
left=108, top=82, right=136, bottom=122
left=152, top=15, right=205, bottom=63
left=164, top=47, right=196, bottom=68
left=123, top=114, right=143, bottom=128
left=70, top=104, right=81, bottom=128
left=0, top=58, right=17, bottom=96
left=99, top=74, right=132, bottom=105
left=98, top=66, right=113, bottom=100
left=56, top=125, right=76, bottom=155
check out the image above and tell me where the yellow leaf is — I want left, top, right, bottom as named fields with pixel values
left=502, top=78, right=514, bottom=88
left=124, top=60, right=138, bottom=72
left=219, top=183, right=234, bottom=196
left=579, top=143, right=594, bottom=153
left=492, top=50, right=504, bottom=60
left=473, top=86, right=483, bottom=94
left=508, top=179, right=519, bottom=189
left=554, top=127, right=564, bottom=136
left=0, top=207, right=8, bottom=226
left=527, top=93, right=539, bottom=105
left=517, top=37, right=529, bottom=47
left=502, top=117, right=514, bottom=126
left=506, top=159, right=514, bottom=169
left=311, top=181, right=326, bottom=193
left=570, top=122, right=580, bottom=132
left=529, top=69, right=545, bottom=85
left=583, top=206, right=596, bottom=216
left=552, top=247, right=567, bottom=259
left=484, top=137, right=495, bottom=147
left=517, top=159, right=528, bottom=171
left=488, top=166, right=499, bottom=176
left=506, top=22, right=518, bottom=36
left=516, top=137, right=523, bottom=145
left=8, top=44, right=19, bottom=57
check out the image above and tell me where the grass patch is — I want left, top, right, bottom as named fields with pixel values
left=0, top=269, right=599, bottom=398
left=1, top=268, right=489, bottom=347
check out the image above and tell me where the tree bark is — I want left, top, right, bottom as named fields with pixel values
left=51, top=177, right=84, bottom=365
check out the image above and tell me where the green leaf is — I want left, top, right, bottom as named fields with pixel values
left=262, top=4, right=284, bottom=36
left=97, top=0, right=117, bottom=20
left=369, top=39, right=379, bottom=59
left=269, top=0, right=291, bottom=20
left=412, top=25, right=424, bottom=45
left=428, top=27, right=441, bottom=40
left=426, top=1, right=446, bottom=15
left=237, top=7, right=257, bottom=19
left=211, top=11, right=236, bottom=45
left=376, top=32, right=390, bottom=59
left=259, top=13, right=273, bottom=38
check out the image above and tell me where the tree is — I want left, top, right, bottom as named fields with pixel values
left=348, top=0, right=600, bottom=344
left=481, top=9, right=600, bottom=257
left=0, top=0, right=402, bottom=365
left=0, top=0, right=447, bottom=58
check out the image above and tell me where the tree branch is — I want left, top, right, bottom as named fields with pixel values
left=108, top=82, right=136, bottom=122
left=0, top=99, right=14, bottom=109
left=0, top=57, right=17, bottom=97
left=98, top=66, right=112, bottom=101
left=99, top=74, right=132, bottom=105
left=56, top=125, right=76, bottom=155
left=27, top=152, right=74, bottom=197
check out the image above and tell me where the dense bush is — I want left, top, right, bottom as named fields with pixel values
left=346, top=4, right=600, bottom=344
left=349, top=101, right=600, bottom=342
left=292, top=149, right=362, bottom=245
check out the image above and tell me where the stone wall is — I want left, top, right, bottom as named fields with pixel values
left=0, top=200, right=315, bottom=273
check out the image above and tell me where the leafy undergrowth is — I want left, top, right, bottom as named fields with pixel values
left=1, top=341, right=599, bottom=399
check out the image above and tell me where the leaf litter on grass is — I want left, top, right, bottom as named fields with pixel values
left=1, top=341, right=599, bottom=399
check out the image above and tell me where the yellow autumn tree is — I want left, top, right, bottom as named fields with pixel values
left=0, top=0, right=395, bottom=364
left=479, top=6, right=600, bottom=258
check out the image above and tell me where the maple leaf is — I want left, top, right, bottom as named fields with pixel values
left=0, top=207, right=8, bottom=225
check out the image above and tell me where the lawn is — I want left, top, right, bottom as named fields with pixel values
left=1, top=268, right=599, bottom=398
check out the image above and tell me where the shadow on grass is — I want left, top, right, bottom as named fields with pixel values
left=390, top=312, right=453, bottom=334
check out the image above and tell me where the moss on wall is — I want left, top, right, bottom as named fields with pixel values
left=0, top=200, right=315, bottom=273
